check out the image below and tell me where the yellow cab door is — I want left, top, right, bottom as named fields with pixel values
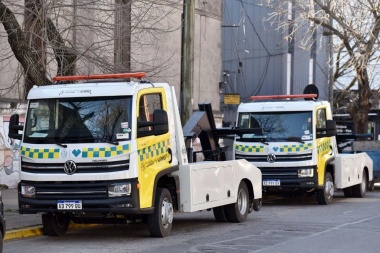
left=136, top=88, right=172, bottom=208
left=315, top=106, right=334, bottom=186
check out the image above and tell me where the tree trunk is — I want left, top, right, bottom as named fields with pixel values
left=348, top=58, right=372, bottom=136
left=114, top=0, right=131, bottom=73
left=0, top=2, right=51, bottom=96
left=24, top=0, right=46, bottom=97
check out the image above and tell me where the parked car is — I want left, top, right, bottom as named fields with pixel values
left=0, top=191, right=5, bottom=253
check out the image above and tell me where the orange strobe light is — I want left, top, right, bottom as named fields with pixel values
left=249, top=94, right=317, bottom=100
left=52, top=72, right=147, bottom=82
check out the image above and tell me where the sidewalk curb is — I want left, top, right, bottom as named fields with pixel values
left=5, top=226, right=43, bottom=240
left=4, top=223, right=100, bottom=241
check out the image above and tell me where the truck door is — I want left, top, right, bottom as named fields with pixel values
left=316, top=107, right=334, bottom=186
left=136, top=89, right=172, bottom=208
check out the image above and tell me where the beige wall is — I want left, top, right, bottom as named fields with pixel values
left=0, top=0, right=222, bottom=109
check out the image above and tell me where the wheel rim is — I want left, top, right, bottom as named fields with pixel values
left=237, top=187, right=248, bottom=215
left=325, top=177, right=334, bottom=199
left=161, top=198, right=173, bottom=228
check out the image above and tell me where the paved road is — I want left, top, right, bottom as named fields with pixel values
left=4, top=189, right=380, bottom=253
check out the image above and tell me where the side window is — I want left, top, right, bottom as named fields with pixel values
left=316, top=108, right=326, bottom=129
left=138, top=93, right=162, bottom=132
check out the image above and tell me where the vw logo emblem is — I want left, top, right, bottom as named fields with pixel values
left=267, top=153, right=276, bottom=163
left=64, top=160, right=77, bottom=175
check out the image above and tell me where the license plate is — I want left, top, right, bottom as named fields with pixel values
left=57, top=200, right=82, bottom=210
left=263, top=180, right=281, bottom=186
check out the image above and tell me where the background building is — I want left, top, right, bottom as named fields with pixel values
left=220, top=0, right=331, bottom=126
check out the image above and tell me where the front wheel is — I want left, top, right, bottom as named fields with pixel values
left=42, top=213, right=70, bottom=236
left=316, top=172, right=334, bottom=205
left=224, top=181, right=249, bottom=223
left=148, top=188, right=173, bottom=237
left=352, top=171, right=367, bottom=198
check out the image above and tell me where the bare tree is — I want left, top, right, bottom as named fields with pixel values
left=264, top=0, right=380, bottom=134
left=0, top=0, right=182, bottom=97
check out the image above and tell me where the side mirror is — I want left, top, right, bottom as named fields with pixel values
left=152, top=109, right=169, bottom=135
left=137, top=109, right=169, bottom=137
left=316, top=119, right=336, bottom=138
left=8, top=114, right=23, bottom=140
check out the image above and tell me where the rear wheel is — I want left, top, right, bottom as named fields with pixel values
left=224, top=181, right=249, bottom=223
left=213, top=206, right=228, bottom=222
left=148, top=188, right=173, bottom=237
left=369, top=180, right=375, bottom=191
left=352, top=171, right=367, bottom=198
left=42, top=213, right=70, bottom=236
left=343, top=186, right=353, bottom=198
left=316, top=172, right=334, bottom=205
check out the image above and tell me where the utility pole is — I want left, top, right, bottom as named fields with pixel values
left=180, top=0, right=195, bottom=125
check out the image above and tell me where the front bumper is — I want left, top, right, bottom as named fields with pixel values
left=260, top=165, right=319, bottom=189
left=18, top=179, right=151, bottom=215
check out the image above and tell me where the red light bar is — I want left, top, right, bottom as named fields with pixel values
left=249, top=94, right=317, bottom=100
left=52, top=72, right=147, bottom=82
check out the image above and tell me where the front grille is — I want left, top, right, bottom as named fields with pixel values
left=21, top=160, right=129, bottom=174
left=235, top=152, right=312, bottom=162
left=260, top=166, right=315, bottom=178
left=26, top=180, right=124, bottom=200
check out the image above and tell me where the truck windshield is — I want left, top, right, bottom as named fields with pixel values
left=23, top=96, right=133, bottom=144
left=237, top=111, right=313, bottom=142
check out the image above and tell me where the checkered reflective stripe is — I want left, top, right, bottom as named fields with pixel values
left=21, top=147, right=60, bottom=159
left=82, top=144, right=130, bottom=158
left=234, top=144, right=264, bottom=153
left=317, top=139, right=331, bottom=154
left=280, top=143, right=313, bottom=152
left=138, top=140, right=170, bottom=161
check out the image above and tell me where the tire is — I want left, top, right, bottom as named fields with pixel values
left=224, top=181, right=249, bottom=223
left=42, top=213, right=70, bottom=236
left=213, top=206, right=228, bottom=222
left=352, top=171, right=367, bottom=198
left=316, top=172, right=334, bottom=205
left=343, top=186, right=353, bottom=198
left=369, top=180, right=375, bottom=191
left=148, top=188, right=173, bottom=237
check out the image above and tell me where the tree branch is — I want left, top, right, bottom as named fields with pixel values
left=0, top=1, right=51, bottom=87
left=46, top=18, right=77, bottom=76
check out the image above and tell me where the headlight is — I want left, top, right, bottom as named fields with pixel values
left=108, top=183, right=131, bottom=197
left=298, top=168, right=314, bottom=178
left=21, top=184, right=36, bottom=198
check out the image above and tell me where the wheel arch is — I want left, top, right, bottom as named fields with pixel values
left=363, top=166, right=371, bottom=188
left=326, top=163, right=335, bottom=182
left=152, top=165, right=179, bottom=211
left=242, top=178, right=254, bottom=201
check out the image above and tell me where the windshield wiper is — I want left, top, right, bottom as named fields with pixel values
left=286, top=137, right=305, bottom=143
left=98, top=138, right=119, bottom=146
left=239, top=138, right=269, bottom=145
left=32, top=138, right=67, bottom=148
